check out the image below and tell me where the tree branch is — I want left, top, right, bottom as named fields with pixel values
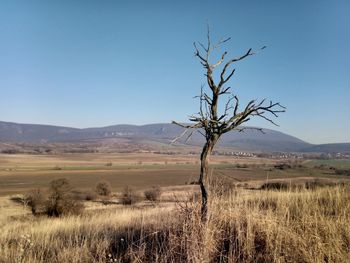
left=170, top=121, right=203, bottom=144
left=221, top=100, right=285, bottom=133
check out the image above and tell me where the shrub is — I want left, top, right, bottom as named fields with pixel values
left=45, top=178, right=83, bottom=217
left=1, top=149, right=20, bottom=154
left=25, top=188, right=45, bottom=215
left=121, top=186, right=138, bottom=205
left=261, top=182, right=289, bottom=190
left=335, top=169, right=350, bottom=176
left=46, top=197, right=84, bottom=216
left=144, top=186, right=162, bottom=201
left=305, top=179, right=336, bottom=189
left=95, top=180, right=112, bottom=196
left=85, top=190, right=97, bottom=201
left=274, top=163, right=292, bottom=170
left=236, top=163, right=248, bottom=169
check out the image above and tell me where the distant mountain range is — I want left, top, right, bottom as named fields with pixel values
left=0, top=121, right=349, bottom=153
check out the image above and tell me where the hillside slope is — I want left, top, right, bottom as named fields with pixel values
left=0, top=121, right=347, bottom=153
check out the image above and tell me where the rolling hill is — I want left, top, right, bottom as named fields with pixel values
left=0, top=121, right=349, bottom=153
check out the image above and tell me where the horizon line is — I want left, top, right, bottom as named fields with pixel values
left=1, top=119, right=349, bottom=145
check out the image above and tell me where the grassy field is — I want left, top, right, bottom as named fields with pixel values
left=1, top=153, right=350, bottom=262
left=307, top=159, right=350, bottom=168
left=1, top=184, right=350, bottom=262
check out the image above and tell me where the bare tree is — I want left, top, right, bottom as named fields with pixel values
left=173, top=28, right=285, bottom=222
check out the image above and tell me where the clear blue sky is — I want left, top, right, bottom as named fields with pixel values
left=0, top=0, right=349, bottom=144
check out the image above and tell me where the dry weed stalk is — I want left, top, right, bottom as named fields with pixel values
left=1, top=185, right=349, bottom=262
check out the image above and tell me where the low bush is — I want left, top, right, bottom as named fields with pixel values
left=305, top=179, right=337, bottom=189
left=95, top=180, right=112, bottom=196
left=261, top=182, right=290, bottom=190
left=335, top=169, right=350, bottom=176
left=1, top=149, right=20, bottom=154
left=236, top=163, right=248, bottom=169
left=144, top=186, right=161, bottom=201
left=45, top=196, right=84, bottom=217
left=261, top=179, right=341, bottom=191
left=274, top=163, right=292, bottom=170
left=25, top=188, right=45, bottom=215
left=45, top=178, right=83, bottom=217
left=24, top=179, right=83, bottom=217
left=121, top=186, right=138, bottom=205
left=85, top=190, right=97, bottom=201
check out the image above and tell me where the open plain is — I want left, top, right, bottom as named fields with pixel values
left=1, top=153, right=350, bottom=196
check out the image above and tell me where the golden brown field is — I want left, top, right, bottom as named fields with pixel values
left=1, top=153, right=350, bottom=262
left=1, top=153, right=348, bottom=196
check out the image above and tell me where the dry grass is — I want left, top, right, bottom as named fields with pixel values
left=1, top=184, right=350, bottom=262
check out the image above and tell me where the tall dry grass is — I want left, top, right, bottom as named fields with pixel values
left=1, top=185, right=350, bottom=262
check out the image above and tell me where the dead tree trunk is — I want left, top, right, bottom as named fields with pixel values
left=199, top=135, right=218, bottom=222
